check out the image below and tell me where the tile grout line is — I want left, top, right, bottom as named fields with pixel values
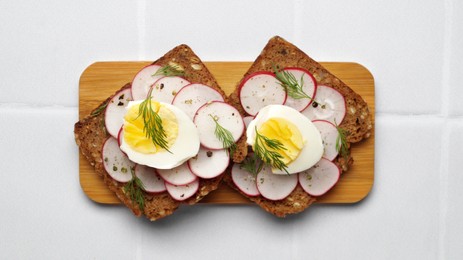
left=439, top=121, right=450, bottom=260
left=438, top=0, right=453, bottom=259
left=0, top=103, right=77, bottom=111
left=441, top=0, right=453, bottom=118
left=375, top=112, right=463, bottom=120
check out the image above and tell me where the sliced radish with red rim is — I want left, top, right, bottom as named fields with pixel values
left=312, top=120, right=339, bottom=161
left=134, top=164, right=166, bottom=193
left=102, top=137, right=135, bottom=183
left=131, top=64, right=163, bottom=101
left=149, top=76, right=190, bottom=104
left=165, top=179, right=199, bottom=201
left=193, top=101, right=244, bottom=149
left=301, top=85, right=346, bottom=125
left=231, top=163, right=260, bottom=196
left=157, top=163, right=197, bottom=186
left=172, top=83, right=224, bottom=119
left=117, top=127, right=123, bottom=147
left=104, top=88, right=132, bottom=138
left=188, top=147, right=229, bottom=179
left=298, top=158, right=340, bottom=196
left=116, top=127, right=128, bottom=156
left=239, top=71, right=286, bottom=116
left=256, top=165, right=298, bottom=201
left=281, top=67, right=317, bottom=111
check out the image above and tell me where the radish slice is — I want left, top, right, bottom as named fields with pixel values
left=172, top=83, right=224, bottom=119
left=231, top=163, right=260, bottom=196
left=243, top=116, right=254, bottom=129
left=102, top=137, right=135, bottom=183
left=298, top=158, right=340, bottom=196
left=188, top=147, right=229, bottom=179
left=134, top=164, right=166, bottom=193
left=156, top=163, right=197, bottom=186
left=116, top=127, right=128, bottom=156
left=282, top=67, right=317, bottom=111
left=104, top=88, right=132, bottom=138
left=239, top=72, right=286, bottom=116
left=149, top=76, right=190, bottom=104
left=193, top=101, right=244, bottom=149
left=117, top=127, right=123, bottom=147
left=165, top=179, right=199, bottom=201
left=131, top=64, right=163, bottom=101
left=301, top=85, right=346, bottom=125
left=312, top=120, right=339, bottom=161
left=256, top=165, right=298, bottom=201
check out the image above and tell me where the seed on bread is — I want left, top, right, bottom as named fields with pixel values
left=191, top=63, right=202, bottom=70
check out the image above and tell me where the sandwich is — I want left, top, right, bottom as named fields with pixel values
left=75, top=44, right=244, bottom=220
left=225, top=36, right=373, bottom=217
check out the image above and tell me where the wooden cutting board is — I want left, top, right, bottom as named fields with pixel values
left=79, top=61, right=375, bottom=204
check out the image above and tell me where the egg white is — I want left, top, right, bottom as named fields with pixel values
left=120, top=101, right=200, bottom=169
left=246, top=105, right=324, bottom=175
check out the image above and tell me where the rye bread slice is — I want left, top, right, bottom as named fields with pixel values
left=226, top=36, right=373, bottom=217
left=74, top=44, right=225, bottom=221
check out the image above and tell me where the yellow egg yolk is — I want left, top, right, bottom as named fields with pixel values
left=257, top=118, right=304, bottom=165
left=123, top=101, right=178, bottom=154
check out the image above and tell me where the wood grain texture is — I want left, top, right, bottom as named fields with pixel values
left=78, top=61, right=375, bottom=204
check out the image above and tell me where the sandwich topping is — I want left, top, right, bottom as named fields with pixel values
left=246, top=105, right=323, bottom=175
left=124, top=98, right=177, bottom=154
left=233, top=65, right=352, bottom=201
left=273, top=65, right=313, bottom=101
left=209, top=114, right=237, bottom=156
left=103, top=64, right=243, bottom=208
left=257, top=118, right=303, bottom=165
left=99, top=61, right=355, bottom=214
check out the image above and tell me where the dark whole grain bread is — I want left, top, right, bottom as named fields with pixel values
left=223, top=173, right=316, bottom=217
left=75, top=44, right=226, bottom=221
left=226, top=36, right=373, bottom=217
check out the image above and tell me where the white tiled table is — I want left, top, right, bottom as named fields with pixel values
left=1, top=0, right=462, bottom=259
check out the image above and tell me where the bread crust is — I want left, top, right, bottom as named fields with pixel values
left=226, top=36, right=373, bottom=217
left=75, top=45, right=225, bottom=221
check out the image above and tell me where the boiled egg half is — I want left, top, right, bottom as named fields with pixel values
left=246, top=105, right=323, bottom=174
left=120, top=100, right=200, bottom=169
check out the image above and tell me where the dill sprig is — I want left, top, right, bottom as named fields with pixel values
left=153, top=64, right=185, bottom=77
left=137, top=88, right=171, bottom=152
left=335, top=122, right=350, bottom=160
left=123, top=167, right=145, bottom=211
left=209, top=114, right=237, bottom=156
left=253, top=127, right=289, bottom=174
left=90, top=102, right=108, bottom=117
left=273, top=64, right=313, bottom=100
left=240, top=153, right=264, bottom=177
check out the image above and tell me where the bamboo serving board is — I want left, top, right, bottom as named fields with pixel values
left=79, top=61, right=375, bottom=204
